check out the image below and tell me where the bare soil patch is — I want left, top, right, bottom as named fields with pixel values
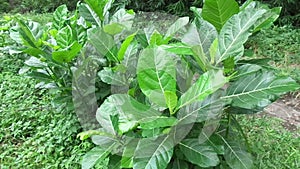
left=264, top=92, right=300, bottom=133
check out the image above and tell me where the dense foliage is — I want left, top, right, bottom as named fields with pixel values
left=3, top=0, right=300, bottom=168
left=1, top=0, right=299, bottom=26
left=0, top=0, right=78, bottom=13
left=113, top=0, right=203, bottom=16
left=112, top=0, right=300, bottom=26
left=261, top=0, right=300, bottom=26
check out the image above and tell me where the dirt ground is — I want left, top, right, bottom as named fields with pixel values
left=264, top=92, right=300, bottom=133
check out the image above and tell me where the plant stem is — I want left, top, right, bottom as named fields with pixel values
left=225, top=112, right=231, bottom=138
left=45, top=67, right=60, bottom=87
left=231, top=114, right=251, bottom=151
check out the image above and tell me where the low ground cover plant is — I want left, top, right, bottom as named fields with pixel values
left=7, top=0, right=300, bottom=168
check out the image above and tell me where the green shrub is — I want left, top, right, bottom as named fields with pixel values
left=0, top=0, right=78, bottom=13
left=0, top=0, right=9, bottom=13
left=117, top=0, right=300, bottom=26
left=76, top=0, right=298, bottom=168
left=8, top=1, right=136, bottom=129
left=260, top=0, right=300, bottom=26
left=114, top=0, right=202, bottom=16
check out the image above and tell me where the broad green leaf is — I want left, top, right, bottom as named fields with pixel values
left=241, top=1, right=260, bottom=11
left=96, top=94, right=161, bottom=134
left=164, top=17, right=189, bottom=40
left=75, top=20, right=88, bottom=44
left=9, top=25, right=23, bottom=44
left=182, top=20, right=217, bottom=57
left=110, top=8, right=135, bottom=30
left=84, top=0, right=109, bottom=21
left=223, top=57, right=235, bottom=74
left=217, top=9, right=266, bottom=63
left=202, top=0, right=239, bottom=32
left=78, top=3, right=101, bottom=27
left=177, top=70, right=228, bottom=110
left=118, top=32, right=136, bottom=61
left=164, top=91, right=178, bottom=115
left=200, top=134, right=225, bottom=155
left=240, top=0, right=254, bottom=11
left=224, top=71, right=300, bottom=110
left=139, top=116, right=178, bottom=129
left=88, top=28, right=118, bottom=62
left=176, top=58, right=193, bottom=92
left=136, top=27, right=155, bottom=47
left=24, top=57, right=47, bottom=68
left=133, top=136, right=173, bottom=169
left=176, top=97, right=225, bottom=125
left=103, top=0, right=114, bottom=19
left=110, top=114, right=120, bottom=135
left=121, top=139, right=138, bottom=168
left=141, top=128, right=162, bottom=138
left=53, top=5, right=68, bottom=30
left=194, top=90, right=229, bottom=122
left=122, top=43, right=139, bottom=75
left=149, top=30, right=164, bottom=46
left=98, top=67, right=128, bottom=86
left=15, top=19, right=43, bottom=48
left=82, top=145, right=114, bottom=169
left=160, top=43, right=193, bottom=55
left=92, top=133, right=119, bottom=149
left=179, top=139, right=220, bottom=168
left=191, top=45, right=209, bottom=71
left=27, top=71, right=52, bottom=82
left=190, top=7, right=202, bottom=19
left=52, top=41, right=82, bottom=63
left=175, top=89, right=229, bottom=129
left=108, top=155, right=122, bottom=169
left=209, top=39, right=218, bottom=64
left=170, top=158, right=189, bottom=169
left=220, top=138, right=253, bottom=169
left=77, top=129, right=114, bottom=141
left=253, top=7, right=281, bottom=33
left=182, top=18, right=217, bottom=68
left=23, top=48, right=45, bottom=58
left=55, top=25, right=73, bottom=48
left=137, top=47, right=176, bottom=108
left=234, top=64, right=262, bottom=79
left=103, top=23, right=124, bottom=35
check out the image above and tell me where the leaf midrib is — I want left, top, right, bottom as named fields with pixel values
left=179, top=142, right=218, bottom=164
left=217, top=11, right=263, bottom=63
left=222, top=83, right=294, bottom=99
left=143, top=136, right=170, bottom=168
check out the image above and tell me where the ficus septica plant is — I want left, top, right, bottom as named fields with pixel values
left=7, top=0, right=300, bottom=168
left=78, top=0, right=300, bottom=169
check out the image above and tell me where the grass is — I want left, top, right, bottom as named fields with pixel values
left=246, top=26, right=300, bottom=82
left=238, top=115, right=300, bottom=169
left=0, top=55, right=94, bottom=168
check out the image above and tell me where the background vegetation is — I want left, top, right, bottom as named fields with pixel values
left=1, top=0, right=299, bottom=26
left=0, top=0, right=78, bottom=13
